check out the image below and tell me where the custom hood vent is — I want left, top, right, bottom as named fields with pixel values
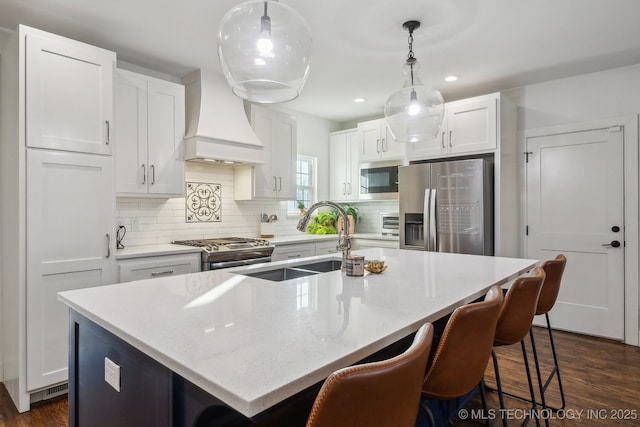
left=183, top=69, right=264, bottom=165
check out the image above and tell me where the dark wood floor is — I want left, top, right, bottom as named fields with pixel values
left=1, top=327, right=639, bottom=426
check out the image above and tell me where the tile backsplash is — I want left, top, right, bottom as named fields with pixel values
left=116, top=162, right=398, bottom=247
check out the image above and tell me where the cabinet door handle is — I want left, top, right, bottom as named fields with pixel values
left=273, top=176, right=277, bottom=191
left=151, top=165, right=155, bottom=184
left=278, top=177, right=282, bottom=191
left=141, top=164, right=146, bottom=184
left=342, top=182, right=346, bottom=195
left=348, top=182, right=352, bottom=195
left=151, top=270, right=175, bottom=276
left=288, top=254, right=301, bottom=259
left=382, top=138, right=387, bottom=152
left=105, top=234, right=111, bottom=258
left=105, top=120, right=111, bottom=145
left=376, top=138, right=381, bottom=153
left=449, top=130, right=453, bottom=147
left=441, top=132, right=446, bottom=148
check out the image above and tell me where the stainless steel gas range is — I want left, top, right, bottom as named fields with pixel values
left=172, top=237, right=274, bottom=271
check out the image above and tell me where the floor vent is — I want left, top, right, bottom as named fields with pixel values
left=30, top=383, right=69, bottom=404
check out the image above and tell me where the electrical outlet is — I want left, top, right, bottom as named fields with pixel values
left=104, top=357, right=121, bottom=392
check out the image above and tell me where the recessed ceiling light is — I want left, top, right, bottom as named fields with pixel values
left=354, top=97, right=367, bottom=103
left=444, top=75, right=460, bottom=82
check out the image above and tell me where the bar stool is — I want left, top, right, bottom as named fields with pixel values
left=306, top=323, right=434, bottom=427
left=491, top=267, right=546, bottom=427
left=530, top=254, right=567, bottom=411
left=418, top=285, right=504, bottom=427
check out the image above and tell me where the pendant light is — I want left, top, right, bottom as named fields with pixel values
left=384, top=20, right=444, bottom=143
left=217, top=0, right=313, bottom=103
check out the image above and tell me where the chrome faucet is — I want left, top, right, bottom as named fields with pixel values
left=297, top=201, right=351, bottom=270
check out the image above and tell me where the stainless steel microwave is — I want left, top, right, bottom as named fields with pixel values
left=359, top=160, right=402, bottom=200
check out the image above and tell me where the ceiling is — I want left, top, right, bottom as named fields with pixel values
left=2, top=0, right=640, bottom=123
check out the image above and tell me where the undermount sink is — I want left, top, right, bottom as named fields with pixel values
left=236, top=259, right=343, bottom=282
left=294, top=260, right=343, bottom=273
left=241, top=267, right=318, bottom=282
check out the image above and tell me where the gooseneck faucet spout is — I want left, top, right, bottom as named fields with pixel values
left=296, top=201, right=351, bottom=270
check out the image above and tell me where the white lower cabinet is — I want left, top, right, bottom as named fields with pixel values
left=118, top=253, right=201, bottom=283
left=315, top=240, right=340, bottom=255
left=26, top=149, right=116, bottom=392
left=351, top=238, right=399, bottom=250
left=271, top=243, right=316, bottom=261
left=271, top=240, right=343, bottom=261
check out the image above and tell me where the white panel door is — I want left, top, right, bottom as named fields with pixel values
left=251, top=106, right=276, bottom=198
left=330, top=131, right=348, bottom=201
left=115, top=70, right=148, bottom=193
left=273, top=113, right=296, bottom=199
left=147, top=79, right=185, bottom=195
left=526, top=126, right=624, bottom=339
left=26, top=149, right=115, bottom=390
left=448, top=96, right=497, bottom=155
left=358, top=119, right=382, bottom=162
left=25, top=32, right=115, bottom=155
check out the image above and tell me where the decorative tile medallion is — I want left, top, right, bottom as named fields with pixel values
left=186, top=182, right=221, bottom=223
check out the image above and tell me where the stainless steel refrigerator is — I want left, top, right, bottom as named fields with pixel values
left=399, top=158, right=494, bottom=255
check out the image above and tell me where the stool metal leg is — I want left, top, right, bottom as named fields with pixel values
left=529, top=315, right=566, bottom=412
left=492, top=345, right=543, bottom=427
left=491, top=350, right=509, bottom=427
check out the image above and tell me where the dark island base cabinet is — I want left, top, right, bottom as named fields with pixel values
left=68, top=311, right=250, bottom=427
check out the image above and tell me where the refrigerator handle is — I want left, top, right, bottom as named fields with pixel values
left=423, top=188, right=430, bottom=251
left=429, top=189, right=438, bottom=251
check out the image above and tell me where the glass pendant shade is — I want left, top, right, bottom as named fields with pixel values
left=217, top=0, right=313, bottom=103
left=385, top=59, right=444, bottom=143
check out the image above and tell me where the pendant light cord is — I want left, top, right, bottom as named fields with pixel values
left=407, top=27, right=416, bottom=87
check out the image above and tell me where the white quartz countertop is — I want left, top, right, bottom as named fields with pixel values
left=116, top=243, right=203, bottom=260
left=268, top=233, right=399, bottom=245
left=58, top=249, right=537, bottom=418
left=115, top=234, right=399, bottom=259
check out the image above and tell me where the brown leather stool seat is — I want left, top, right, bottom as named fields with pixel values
left=418, top=285, right=504, bottom=427
left=491, top=267, right=546, bottom=427
left=305, top=323, right=434, bottom=427
left=530, top=254, right=567, bottom=411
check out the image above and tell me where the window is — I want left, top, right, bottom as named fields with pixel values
left=288, top=156, right=316, bottom=215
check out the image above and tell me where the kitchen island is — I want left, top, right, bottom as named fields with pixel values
left=58, top=248, right=537, bottom=427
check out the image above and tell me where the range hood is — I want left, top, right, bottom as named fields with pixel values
left=183, top=69, right=264, bottom=165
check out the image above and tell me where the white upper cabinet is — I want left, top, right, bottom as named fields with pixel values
left=407, top=93, right=498, bottom=160
left=234, top=105, right=297, bottom=200
left=25, top=31, right=115, bottom=155
left=357, top=118, right=405, bottom=163
left=329, top=129, right=359, bottom=201
left=115, top=69, right=185, bottom=197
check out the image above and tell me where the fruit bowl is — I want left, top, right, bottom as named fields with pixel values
left=364, top=260, right=387, bottom=274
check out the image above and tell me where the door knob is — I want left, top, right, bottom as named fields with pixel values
left=611, top=226, right=620, bottom=232
left=602, top=240, right=621, bottom=248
